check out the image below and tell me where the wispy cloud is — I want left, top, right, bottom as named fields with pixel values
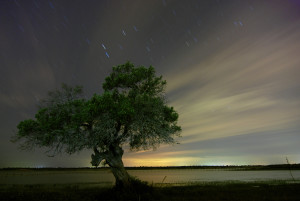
left=133, top=22, right=300, bottom=165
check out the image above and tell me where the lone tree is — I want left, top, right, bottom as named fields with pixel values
left=13, top=62, right=181, bottom=188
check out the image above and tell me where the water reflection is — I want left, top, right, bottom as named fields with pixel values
left=1, top=169, right=299, bottom=185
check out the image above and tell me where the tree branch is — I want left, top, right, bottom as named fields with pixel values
left=90, top=147, right=105, bottom=167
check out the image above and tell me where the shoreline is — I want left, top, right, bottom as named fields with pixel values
left=1, top=163, right=300, bottom=171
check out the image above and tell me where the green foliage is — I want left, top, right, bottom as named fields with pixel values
left=13, top=62, right=181, bottom=159
left=101, top=62, right=181, bottom=151
left=102, top=62, right=166, bottom=97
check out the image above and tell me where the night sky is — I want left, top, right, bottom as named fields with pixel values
left=1, top=0, right=300, bottom=168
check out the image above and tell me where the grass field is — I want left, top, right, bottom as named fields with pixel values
left=1, top=181, right=300, bottom=201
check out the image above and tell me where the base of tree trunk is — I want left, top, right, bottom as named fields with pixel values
left=113, top=176, right=152, bottom=194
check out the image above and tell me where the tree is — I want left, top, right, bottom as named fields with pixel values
left=13, top=62, right=181, bottom=188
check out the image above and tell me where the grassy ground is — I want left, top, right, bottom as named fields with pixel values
left=1, top=181, right=300, bottom=201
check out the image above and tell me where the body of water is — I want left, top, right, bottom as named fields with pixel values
left=1, top=169, right=299, bottom=185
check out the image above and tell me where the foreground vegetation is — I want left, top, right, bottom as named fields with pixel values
left=1, top=180, right=300, bottom=201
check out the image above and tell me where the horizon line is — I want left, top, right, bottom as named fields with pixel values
left=1, top=163, right=300, bottom=169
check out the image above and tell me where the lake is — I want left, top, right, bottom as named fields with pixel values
left=1, top=169, right=299, bottom=185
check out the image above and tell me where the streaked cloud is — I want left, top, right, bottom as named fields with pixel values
left=134, top=22, right=300, bottom=165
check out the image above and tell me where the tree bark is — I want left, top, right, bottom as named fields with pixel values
left=106, top=144, right=131, bottom=188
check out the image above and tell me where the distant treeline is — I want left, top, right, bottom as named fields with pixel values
left=126, top=164, right=300, bottom=170
left=1, top=164, right=300, bottom=171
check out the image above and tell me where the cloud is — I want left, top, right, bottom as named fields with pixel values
left=123, top=21, right=300, bottom=165
left=164, top=22, right=300, bottom=142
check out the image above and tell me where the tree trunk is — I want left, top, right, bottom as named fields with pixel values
left=106, top=144, right=131, bottom=188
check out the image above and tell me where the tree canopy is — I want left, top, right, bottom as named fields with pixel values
left=13, top=62, right=181, bottom=187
